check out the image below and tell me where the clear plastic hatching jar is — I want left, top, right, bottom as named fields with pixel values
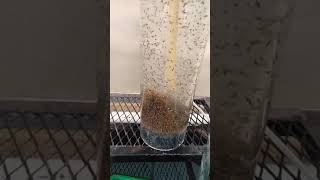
left=139, top=0, right=209, bottom=151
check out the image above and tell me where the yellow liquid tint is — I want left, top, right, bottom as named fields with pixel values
left=165, top=0, right=180, bottom=92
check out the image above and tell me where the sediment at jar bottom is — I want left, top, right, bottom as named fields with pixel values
left=140, top=89, right=190, bottom=134
left=140, top=126, right=186, bottom=151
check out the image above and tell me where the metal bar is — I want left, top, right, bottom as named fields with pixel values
left=110, top=146, right=208, bottom=157
left=266, top=127, right=317, bottom=180
left=0, top=99, right=95, bottom=113
left=96, top=0, right=109, bottom=178
left=0, top=112, right=96, bottom=130
left=111, top=155, right=202, bottom=164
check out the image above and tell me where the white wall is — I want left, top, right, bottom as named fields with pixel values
left=110, top=0, right=210, bottom=96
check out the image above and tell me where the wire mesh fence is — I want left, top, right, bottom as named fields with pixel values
left=0, top=111, right=97, bottom=180
left=0, top=94, right=318, bottom=179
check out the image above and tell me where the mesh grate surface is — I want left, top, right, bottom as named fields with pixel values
left=0, top=94, right=318, bottom=179
left=110, top=95, right=209, bottom=147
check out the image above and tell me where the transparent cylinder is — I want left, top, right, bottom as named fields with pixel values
left=212, top=0, right=295, bottom=179
left=139, top=0, right=209, bottom=151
